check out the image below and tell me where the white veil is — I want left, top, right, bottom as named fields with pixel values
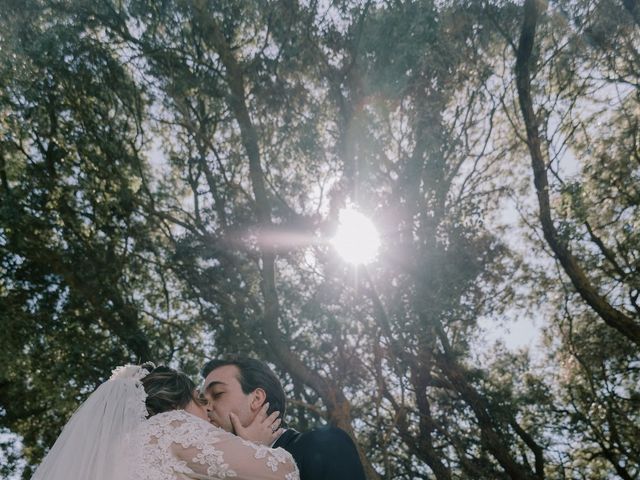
left=31, top=364, right=151, bottom=480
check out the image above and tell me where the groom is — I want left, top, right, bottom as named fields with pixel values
left=201, top=355, right=366, bottom=480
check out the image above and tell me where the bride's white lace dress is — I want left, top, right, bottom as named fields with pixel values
left=128, top=410, right=299, bottom=480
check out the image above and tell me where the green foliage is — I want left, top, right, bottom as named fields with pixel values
left=1, top=0, right=638, bottom=479
left=0, top=2, right=205, bottom=476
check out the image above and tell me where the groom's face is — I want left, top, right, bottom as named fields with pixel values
left=203, top=365, right=258, bottom=432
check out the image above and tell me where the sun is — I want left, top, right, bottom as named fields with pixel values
left=330, top=207, right=380, bottom=265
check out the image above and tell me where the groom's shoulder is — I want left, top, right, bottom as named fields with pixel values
left=291, top=426, right=366, bottom=479
left=300, top=425, right=353, bottom=446
left=290, top=425, right=358, bottom=455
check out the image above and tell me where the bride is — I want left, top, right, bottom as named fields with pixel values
left=30, top=364, right=299, bottom=480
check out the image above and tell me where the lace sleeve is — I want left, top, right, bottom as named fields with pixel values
left=167, top=414, right=299, bottom=480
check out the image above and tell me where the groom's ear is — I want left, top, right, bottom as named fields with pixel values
left=250, top=388, right=267, bottom=412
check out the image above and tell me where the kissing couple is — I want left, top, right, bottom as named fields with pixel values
left=31, top=355, right=366, bottom=480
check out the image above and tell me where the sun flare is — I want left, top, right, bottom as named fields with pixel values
left=330, top=208, right=380, bottom=265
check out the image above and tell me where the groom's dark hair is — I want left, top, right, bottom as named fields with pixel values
left=201, top=355, right=286, bottom=420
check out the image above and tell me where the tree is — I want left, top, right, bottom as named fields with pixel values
left=0, top=1, right=202, bottom=475
left=2, top=0, right=639, bottom=479
left=508, top=0, right=640, bottom=476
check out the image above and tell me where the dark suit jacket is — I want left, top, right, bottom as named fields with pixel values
left=273, top=426, right=366, bottom=480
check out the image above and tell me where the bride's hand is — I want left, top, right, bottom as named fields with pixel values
left=229, top=402, right=283, bottom=445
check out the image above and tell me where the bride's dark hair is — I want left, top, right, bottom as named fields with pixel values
left=140, top=364, right=198, bottom=417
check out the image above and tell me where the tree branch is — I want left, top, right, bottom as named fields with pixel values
left=514, top=0, right=640, bottom=347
